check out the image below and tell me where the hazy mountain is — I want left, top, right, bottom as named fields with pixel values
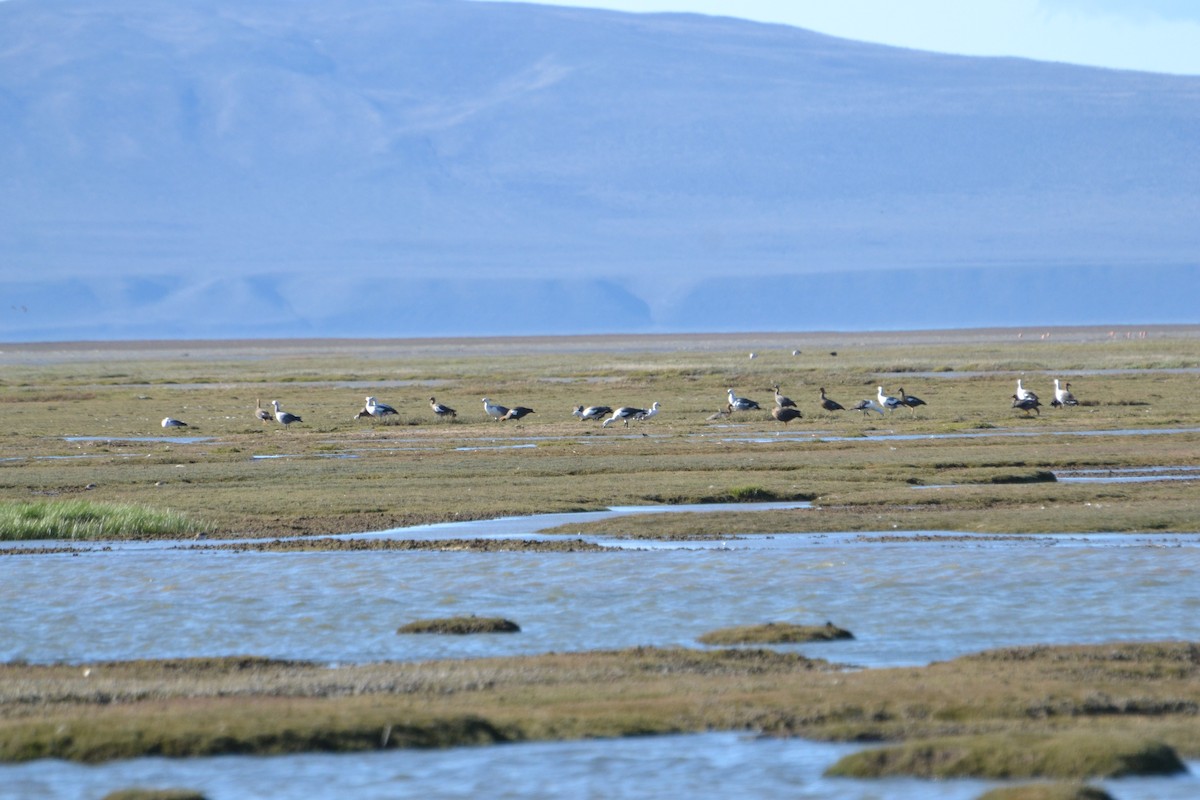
left=1, top=0, right=1197, bottom=341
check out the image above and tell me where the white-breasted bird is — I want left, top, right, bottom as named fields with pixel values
left=365, top=396, right=398, bottom=417
left=603, top=406, right=647, bottom=427
left=852, top=399, right=885, bottom=417
left=876, top=386, right=903, bottom=413
left=727, top=388, right=761, bottom=412
left=573, top=404, right=613, bottom=422
left=271, top=400, right=302, bottom=427
left=482, top=397, right=509, bottom=420
left=161, top=417, right=188, bottom=428
left=636, top=401, right=661, bottom=421
left=429, top=396, right=457, bottom=418
left=1052, top=379, right=1078, bottom=408
left=1016, top=379, right=1038, bottom=403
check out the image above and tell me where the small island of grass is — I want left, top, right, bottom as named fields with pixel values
left=697, top=621, right=853, bottom=646
left=397, top=616, right=521, bottom=635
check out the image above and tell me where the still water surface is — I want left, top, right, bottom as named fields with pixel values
left=3, top=505, right=1199, bottom=799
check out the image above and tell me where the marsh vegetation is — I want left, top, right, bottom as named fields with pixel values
left=2, top=328, right=1199, bottom=790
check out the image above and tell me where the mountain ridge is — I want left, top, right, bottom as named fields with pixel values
left=2, top=0, right=1197, bottom=341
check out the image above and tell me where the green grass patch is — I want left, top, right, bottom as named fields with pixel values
left=825, top=731, right=1186, bottom=780
left=0, top=500, right=210, bottom=541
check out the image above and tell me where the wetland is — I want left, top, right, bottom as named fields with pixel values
left=2, top=327, right=1200, bottom=799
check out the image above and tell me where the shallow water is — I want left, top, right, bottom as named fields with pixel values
left=3, top=506, right=1199, bottom=798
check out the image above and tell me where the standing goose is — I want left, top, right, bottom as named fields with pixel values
left=727, top=388, right=761, bottom=412
left=1016, top=379, right=1038, bottom=403
left=429, top=397, right=457, bottom=419
left=603, top=406, right=647, bottom=427
left=1052, top=379, right=1078, bottom=408
left=876, top=386, right=903, bottom=413
left=818, top=387, right=844, bottom=413
left=771, top=406, right=803, bottom=424
left=255, top=398, right=272, bottom=425
left=365, top=396, right=398, bottom=417
left=482, top=397, right=509, bottom=421
left=772, top=385, right=797, bottom=409
left=897, top=387, right=927, bottom=415
left=271, top=400, right=302, bottom=427
left=1012, top=394, right=1042, bottom=416
left=573, top=404, right=613, bottom=422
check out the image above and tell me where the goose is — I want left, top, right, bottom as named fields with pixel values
left=897, top=387, right=927, bottom=415
left=1016, top=379, right=1038, bottom=403
left=818, top=387, right=844, bottom=413
left=727, top=388, right=761, bottom=412
left=771, top=406, right=802, bottom=424
left=852, top=399, right=885, bottom=417
left=271, top=400, right=302, bottom=427
left=353, top=407, right=373, bottom=420
left=772, top=385, right=797, bottom=408
left=1012, top=394, right=1041, bottom=416
left=1052, top=379, right=1077, bottom=408
left=161, top=417, right=188, bottom=428
left=365, top=396, right=398, bottom=417
left=501, top=405, right=535, bottom=421
left=573, top=404, right=612, bottom=422
left=255, top=398, right=272, bottom=425
left=603, top=406, right=647, bottom=427
left=482, top=397, right=509, bottom=420
left=876, top=386, right=903, bottom=413
left=429, top=396, right=457, bottom=419
left=635, top=401, right=661, bottom=421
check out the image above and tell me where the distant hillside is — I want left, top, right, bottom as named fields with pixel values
left=1, top=0, right=1197, bottom=341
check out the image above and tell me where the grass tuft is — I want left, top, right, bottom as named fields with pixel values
left=0, top=500, right=210, bottom=541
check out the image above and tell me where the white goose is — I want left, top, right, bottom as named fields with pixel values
left=727, top=388, right=761, bottom=412
left=271, top=400, right=302, bottom=427
left=161, top=417, right=188, bottom=428
left=365, top=396, right=398, bottom=417
left=1052, top=379, right=1078, bottom=407
left=876, top=386, right=903, bottom=413
left=602, top=406, right=647, bottom=427
left=636, top=401, right=661, bottom=421
left=482, top=397, right=509, bottom=420
left=1016, top=379, right=1038, bottom=403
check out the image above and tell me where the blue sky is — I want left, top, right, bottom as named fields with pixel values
left=476, top=0, right=1200, bottom=75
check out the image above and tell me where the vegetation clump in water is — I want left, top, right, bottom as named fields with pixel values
left=697, top=621, right=853, bottom=645
left=825, top=731, right=1186, bottom=780
left=397, top=616, right=521, bottom=634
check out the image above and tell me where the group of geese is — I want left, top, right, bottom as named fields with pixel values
left=162, top=379, right=1076, bottom=430
left=1012, top=378, right=1078, bottom=416
left=715, top=384, right=927, bottom=423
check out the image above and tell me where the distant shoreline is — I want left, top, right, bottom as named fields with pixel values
left=2, top=324, right=1197, bottom=365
